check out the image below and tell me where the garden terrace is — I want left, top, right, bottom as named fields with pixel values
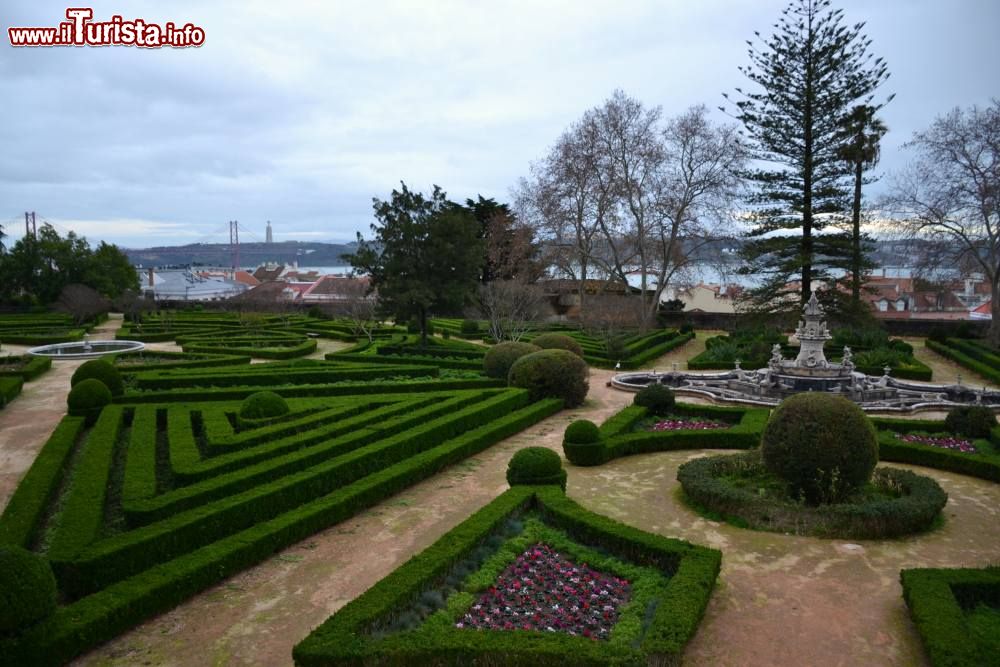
left=0, top=364, right=561, bottom=664
left=294, top=485, right=720, bottom=667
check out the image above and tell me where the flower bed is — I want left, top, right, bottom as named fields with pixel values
left=647, top=417, right=728, bottom=432
left=895, top=433, right=976, bottom=453
left=457, top=543, right=630, bottom=639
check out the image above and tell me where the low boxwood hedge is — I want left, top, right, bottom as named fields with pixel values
left=293, top=485, right=721, bottom=667
left=901, top=566, right=1000, bottom=667
left=563, top=403, right=768, bottom=467
left=870, top=417, right=1000, bottom=483
left=0, top=376, right=24, bottom=409
left=926, top=338, right=1000, bottom=385
left=0, top=355, right=52, bottom=382
left=677, top=451, right=948, bottom=539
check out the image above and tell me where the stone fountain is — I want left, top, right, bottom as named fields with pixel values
left=613, top=292, right=1000, bottom=413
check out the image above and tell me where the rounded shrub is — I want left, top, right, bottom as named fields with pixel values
left=506, top=447, right=567, bottom=490
left=564, top=419, right=600, bottom=444
left=944, top=405, right=996, bottom=439
left=530, top=333, right=584, bottom=358
left=406, top=318, right=435, bottom=335
left=460, top=319, right=480, bottom=335
left=761, top=393, right=878, bottom=505
left=67, top=378, right=112, bottom=425
left=562, top=419, right=604, bottom=467
left=483, top=342, right=541, bottom=379
left=633, top=383, right=676, bottom=416
left=508, top=349, right=589, bottom=407
left=71, top=359, right=123, bottom=397
left=0, top=545, right=58, bottom=636
left=239, top=391, right=290, bottom=420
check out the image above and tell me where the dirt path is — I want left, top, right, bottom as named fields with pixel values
left=71, top=334, right=999, bottom=667
left=0, top=315, right=122, bottom=512
left=904, top=335, right=998, bottom=389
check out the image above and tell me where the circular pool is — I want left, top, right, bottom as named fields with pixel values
left=28, top=338, right=145, bottom=360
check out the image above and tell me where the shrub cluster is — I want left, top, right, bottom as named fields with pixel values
left=633, top=383, right=676, bottom=416
left=460, top=319, right=480, bottom=335
left=944, top=405, right=996, bottom=439
left=482, top=342, right=540, bottom=379
left=530, top=333, right=584, bottom=358
left=761, top=393, right=878, bottom=504
left=239, top=391, right=290, bottom=421
left=506, top=447, right=567, bottom=490
left=71, top=359, right=124, bottom=397
left=66, top=378, right=112, bottom=425
left=508, top=349, right=589, bottom=407
left=0, top=545, right=58, bottom=636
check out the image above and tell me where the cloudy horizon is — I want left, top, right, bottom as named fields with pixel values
left=2, top=0, right=998, bottom=250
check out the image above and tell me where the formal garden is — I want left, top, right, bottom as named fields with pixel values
left=0, top=309, right=997, bottom=666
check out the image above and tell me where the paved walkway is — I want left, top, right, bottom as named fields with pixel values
left=70, top=335, right=1000, bottom=667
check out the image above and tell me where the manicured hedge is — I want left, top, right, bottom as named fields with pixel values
left=678, top=452, right=948, bottom=539
left=0, top=355, right=52, bottom=382
left=870, top=417, right=1000, bottom=483
left=0, top=398, right=562, bottom=665
left=130, top=361, right=436, bottom=390
left=0, top=376, right=24, bottom=409
left=901, top=566, right=1000, bottom=667
left=113, top=350, right=251, bottom=372
left=293, top=485, right=721, bottom=666
left=926, top=338, right=1000, bottom=385
left=182, top=337, right=317, bottom=359
left=564, top=403, right=768, bottom=467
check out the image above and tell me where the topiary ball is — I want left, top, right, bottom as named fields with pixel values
left=506, top=447, right=567, bottom=490
left=67, top=378, right=112, bottom=426
left=0, top=545, right=58, bottom=636
left=761, top=393, right=878, bottom=505
left=530, top=333, right=584, bottom=358
left=239, top=391, right=289, bottom=420
left=483, top=342, right=541, bottom=379
left=944, top=406, right=996, bottom=439
left=633, top=383, right=676, bottom=416
left=71, top=359, right=123, bottom=397
left=508, top=349, right=589, bottom=407
left=564, top=419, right=600, bottom=444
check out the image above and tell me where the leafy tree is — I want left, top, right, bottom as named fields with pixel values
left=725, top=0, right=891, bottom=313
left=349, top=183, right=484, bottom=344
left=837, top=104, right=887, bottom=309
left=0, top=224, right=137, bottom=306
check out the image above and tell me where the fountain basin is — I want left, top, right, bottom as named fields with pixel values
left=28, top=339, right=145, bottom=360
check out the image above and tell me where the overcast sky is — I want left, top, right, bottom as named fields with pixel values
left=1, top=0, right=997, bottom=250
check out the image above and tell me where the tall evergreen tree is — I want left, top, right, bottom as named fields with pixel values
left=724, top=0, right=890, bottom=313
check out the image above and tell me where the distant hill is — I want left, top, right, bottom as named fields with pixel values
left=126, top=241, right=358, bottom=268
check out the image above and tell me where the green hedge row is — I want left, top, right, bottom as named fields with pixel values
left=122, top=407, right=159, bottom=506
left=0, top=355, right=52, bottom=382
left=120, top=377, right=504, bottom=404
left=0, top=398, right=563, bottom=666
left=926, top=338, right=1000, bottom=385
left=0, top=418, right=85, bottom=548
left=56, top=390, right=533, bottom=598
left=564, top=403, right=768, bottom=467
left=129, top=393, right=491, bottom=523
left=182, top=338, right=318, bottom=359
left=47, top=407, right=125, bottom=564
left=616, top=330, right=695, bottom=369
left=901, top=566, right=1000, bottom=667
left=870, top=417, right=1000, bottom=483
left=113, top=351, right=251, bottom=373
left=294, top=485, right=720, bottom=666
left=0, top=329, right=87, bottom=345
left=0, top=376, right=24, bottom=408
left=131, top=363, right=434, bottom=390
left=378, top=345, right=485, bottom=360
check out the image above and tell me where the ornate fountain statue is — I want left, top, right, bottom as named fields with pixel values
left=611, top=292, right=1000, bottom=413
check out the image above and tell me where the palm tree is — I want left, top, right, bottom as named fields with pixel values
left=838, top=104, right=888, bottom=305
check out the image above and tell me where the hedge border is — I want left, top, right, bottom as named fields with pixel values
left=0, top=398, right=562, bottom=666
left=0, top=355, right=52, bottom=382
left=293, top=485, right=721, bottom=667
left=901, top=566, right=1000, bottom=667
left=0, top=376, right=24, bottom=409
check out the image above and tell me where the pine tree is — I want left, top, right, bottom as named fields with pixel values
left=724, top=0, right=890, bottom=314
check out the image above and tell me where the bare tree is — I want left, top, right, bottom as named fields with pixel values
left=54, top=284, right=110, bottom=325
left=887, top=101, right=1000, bottom=343
left=478, top=280, right=551, bottom=342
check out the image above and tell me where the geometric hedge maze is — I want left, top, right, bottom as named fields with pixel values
left=0, top=368, right=562, bottom=664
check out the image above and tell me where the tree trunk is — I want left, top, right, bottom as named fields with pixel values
left=991, top=279, right=1000, bottom=348
left=851, top=159, right=863, bottom=304
left=419, top=306, right=428, bottom=347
